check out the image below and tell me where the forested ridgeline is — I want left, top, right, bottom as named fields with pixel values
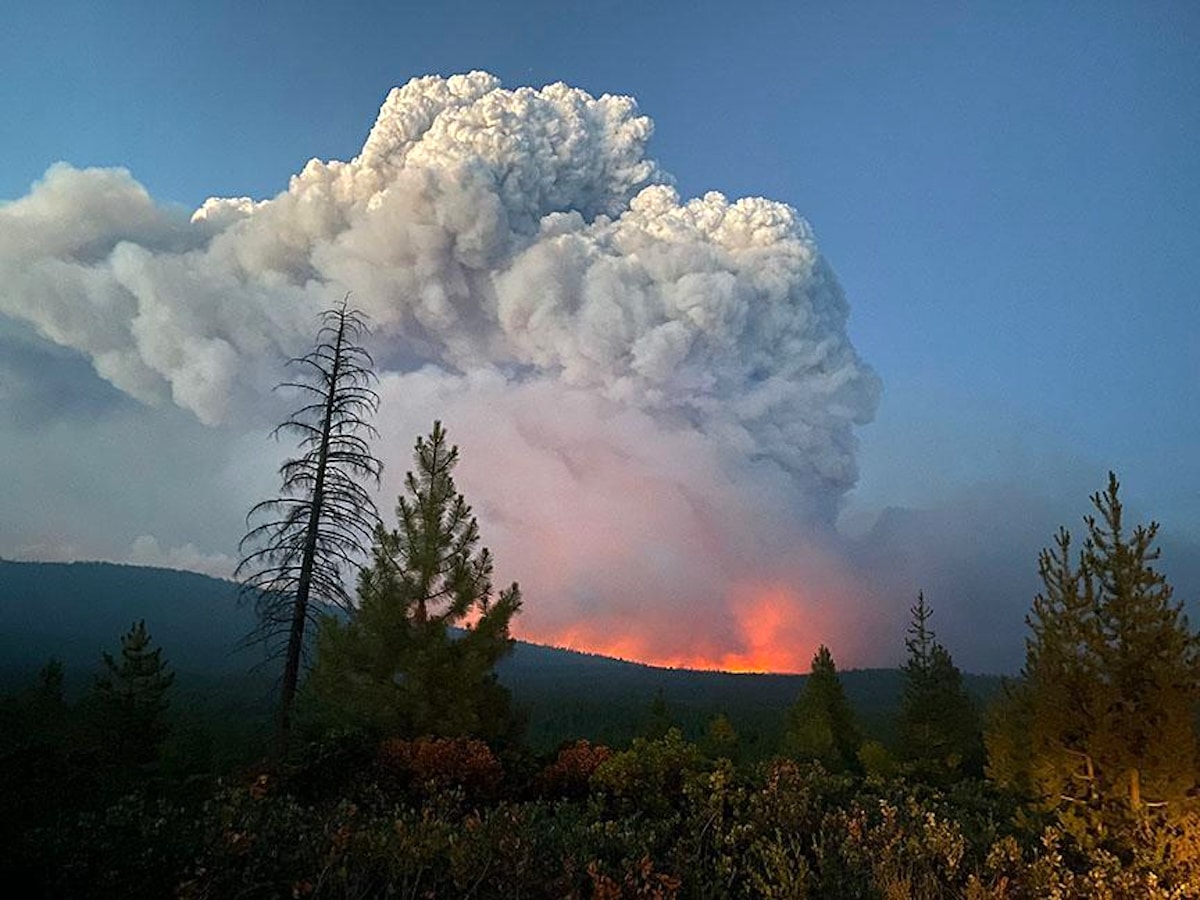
left=0, top=558, right=955, bottom=755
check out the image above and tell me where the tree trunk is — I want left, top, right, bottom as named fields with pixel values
left=275, top=315, right=345, bottom=757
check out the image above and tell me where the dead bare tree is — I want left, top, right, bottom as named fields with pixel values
left=236, top=296, right=382, bottom=753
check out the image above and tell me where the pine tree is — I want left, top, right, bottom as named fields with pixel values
left=897, top=592, right=983, bottom=781
left=236, top=297, right=383, bottom=752
left=701, top=712, right=741, bottom=764
left=0, top=659, right=75, bottom=876
left=783, top=645, right=861, bottom=772
left=34, top=657, right=65, bottom=708
left=91, top=620, right=175, bottom=769
left=307, top=421, right=522, bottom=742
left=986, top=473, right=1200, bottom=865
left=5, top=659, right=69, bottom=782
left=643, top=688, right=674, bottom=740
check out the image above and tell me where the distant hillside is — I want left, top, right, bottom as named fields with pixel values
left=0, top=559, right=263, bottom=675
left=0, top=560, right=1000, bottom=751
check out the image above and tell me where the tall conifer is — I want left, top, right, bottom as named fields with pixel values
left=307, top=422, right=521, bottom=741
left=92, top=620, right=175, bottom=769
left=897, top=592, right=982, bottom=781
left=986, top=473, right=1200, bottom=868
left=783, top=645, right=861, bottom=772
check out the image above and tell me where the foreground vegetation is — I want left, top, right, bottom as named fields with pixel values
left=2, top=724, right=1193, bottom=898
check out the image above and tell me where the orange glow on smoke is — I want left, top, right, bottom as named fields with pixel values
left=522, top=582, right=827, bottom=675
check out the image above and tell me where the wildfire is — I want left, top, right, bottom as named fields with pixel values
left=521, top=581, right=828, bottom=675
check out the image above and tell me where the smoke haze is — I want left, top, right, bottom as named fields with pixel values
left=3, top=72, right=1193, bottom=673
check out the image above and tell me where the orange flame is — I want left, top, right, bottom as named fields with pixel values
left=519, top=581, right=828, bottom=675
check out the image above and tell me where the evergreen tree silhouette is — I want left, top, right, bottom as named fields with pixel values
left=783, top=645, right=860, bottom=772
left=308, top=421, right=521, bottom=742
left=897, top=592, right=982, bottom=781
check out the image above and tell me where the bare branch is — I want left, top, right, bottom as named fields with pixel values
left=235, top=296, right=383, bottom=755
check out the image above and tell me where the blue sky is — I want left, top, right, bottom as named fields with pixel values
left=1, top=1, right=1197, bottom=669
left=5, top=0, right=1195, bottom=522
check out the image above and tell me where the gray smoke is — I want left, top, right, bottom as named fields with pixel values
left=0, top=72, right=884, bottom=669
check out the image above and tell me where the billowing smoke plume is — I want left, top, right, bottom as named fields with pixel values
left=0, top=72, right=881, bottom=670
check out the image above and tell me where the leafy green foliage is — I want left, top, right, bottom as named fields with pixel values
left=39, top=791, right=205, bottom=900
left=4, top=661, right=1193, bottom=897
left=783, top=645, right=861, bottom=772
left=306, top=421, right=521, bottom=742
left=175, top=743, right=1171, bottom=899
left=857, top=739, right=898, bottom=780
left=592, top=728, right=703, bottom=815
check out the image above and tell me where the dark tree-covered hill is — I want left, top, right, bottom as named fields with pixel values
left=0, top=559, right=999, bottom=751
left=0, top=560, right=260, bottom=677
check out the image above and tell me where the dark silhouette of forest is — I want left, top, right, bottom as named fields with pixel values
left=0, top=557, right=993, bottom=762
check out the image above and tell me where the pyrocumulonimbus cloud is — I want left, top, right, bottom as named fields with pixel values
left=0, top=72, right=883, bottom=670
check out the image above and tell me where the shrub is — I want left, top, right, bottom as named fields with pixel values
left=376, top=735, right=504, bottom=801
left=536, top=740, right=614, bottom=799
left=592, top=728, right=702, bottom=815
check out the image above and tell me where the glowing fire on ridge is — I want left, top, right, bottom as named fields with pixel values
left=519, top=582, right=829, bottom=675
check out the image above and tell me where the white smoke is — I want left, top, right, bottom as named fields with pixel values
left=1, top=72, right=876, bottom=505
left=128, top=534, right=234, bottom=580
left=0, top=72, right=882, bottom=668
